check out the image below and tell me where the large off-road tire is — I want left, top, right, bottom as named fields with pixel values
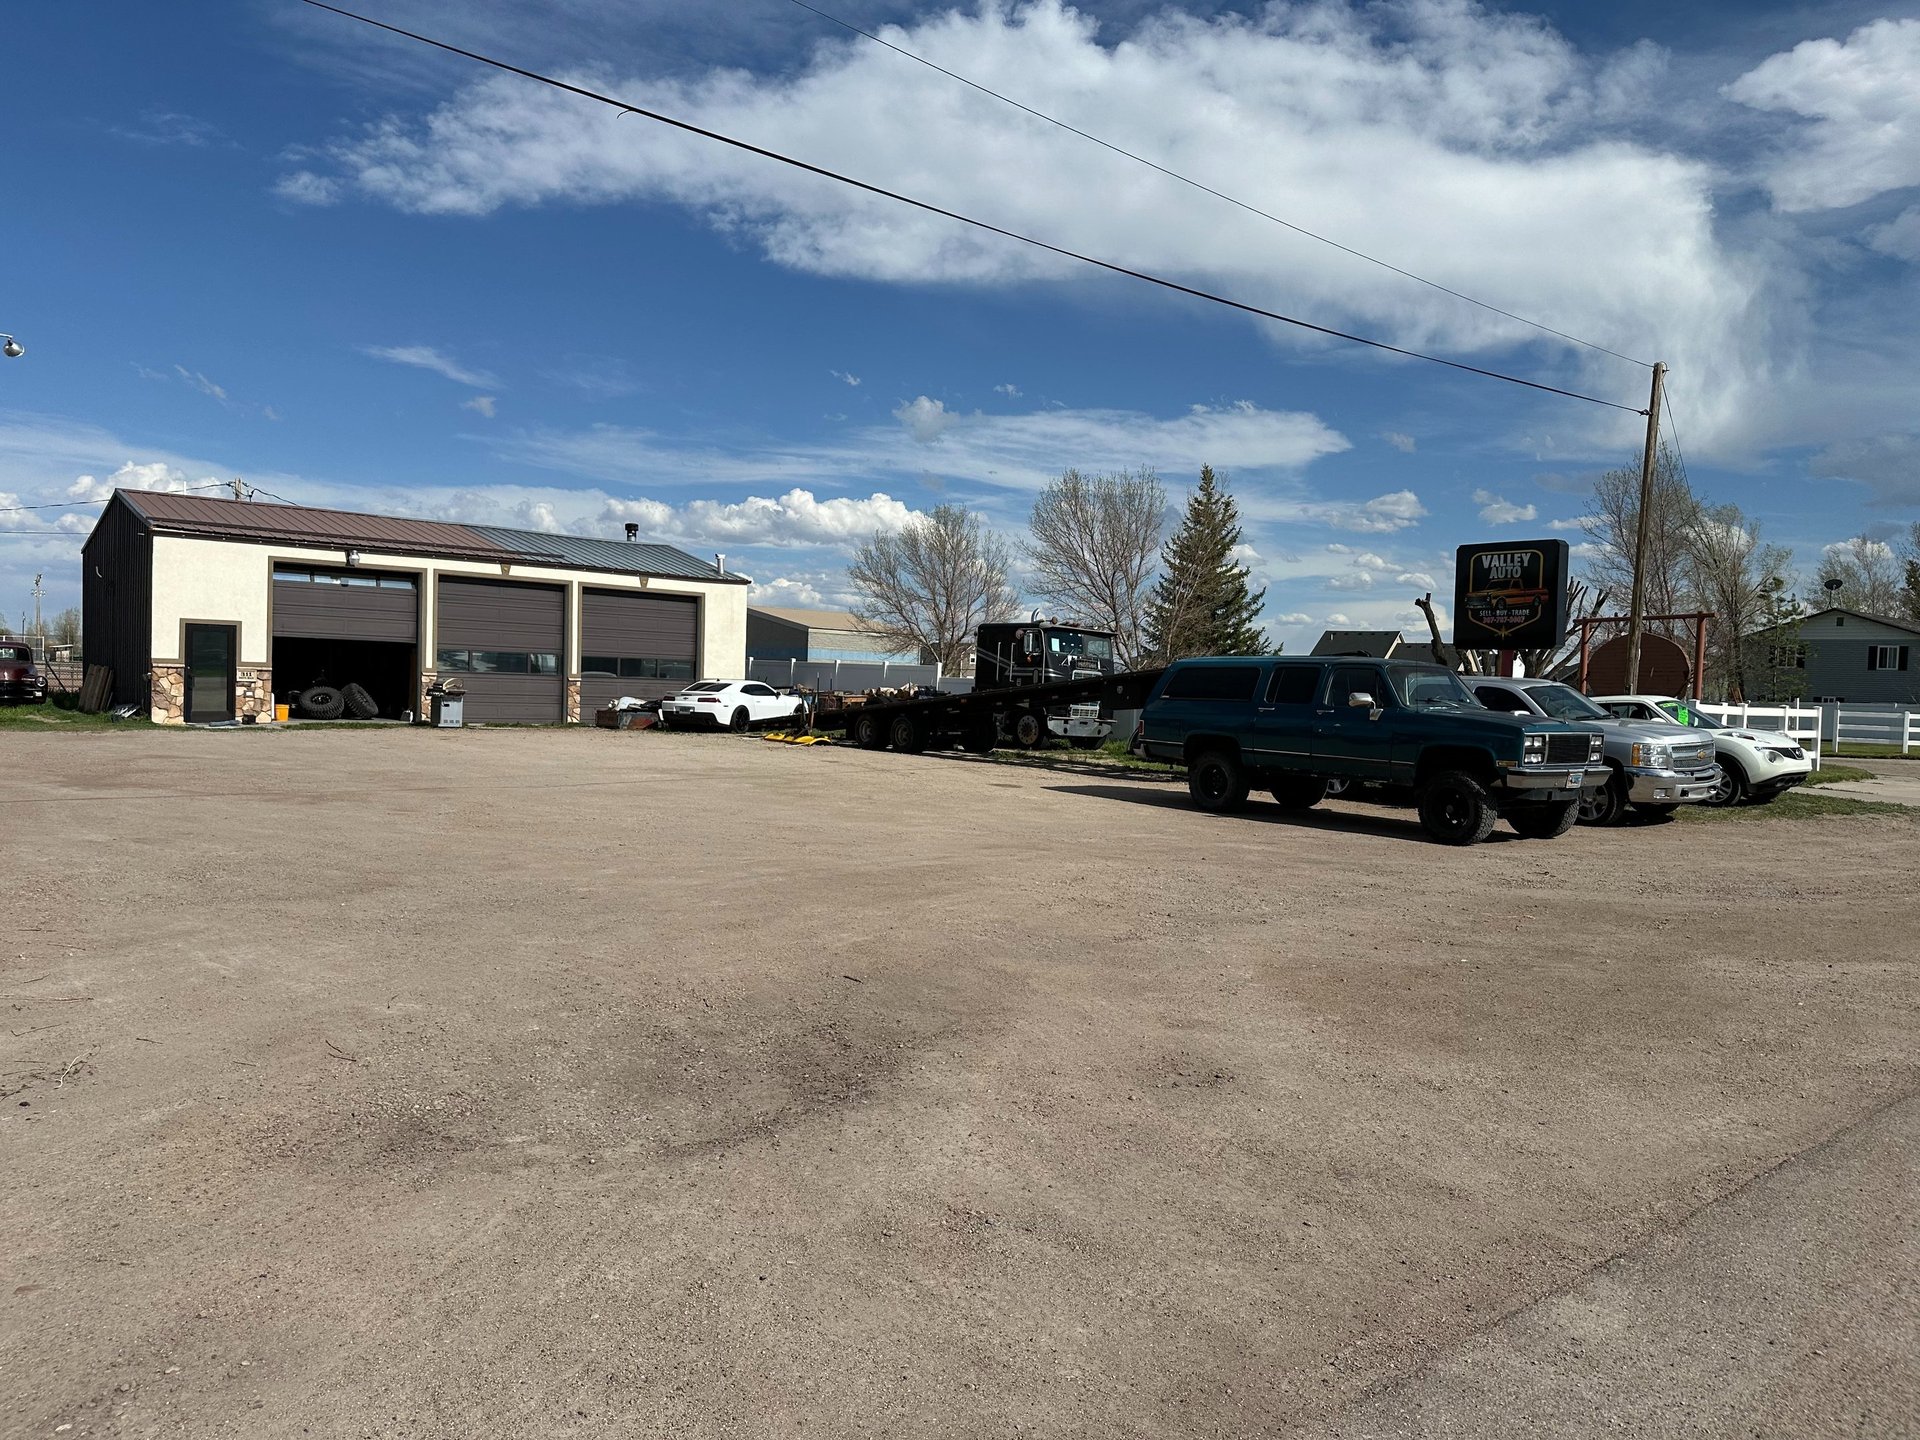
left=297, top=685, right=345, bottom=720
left=1703, top=760, right=1748, bottom=807
left=1271, top=775, right=1330, bottom=810
left=852, top=710, right=886, bottom=749
left=1012, top=710, right=1047, bottom=749
left=1417, top=769, right=1499, bottom=846
left=341, top=682, right=378, bottom=719
left=1577, top=772, right=1629, bottom=827
left=1187, top=750, right=1249, bottom=814
left=889, top=714, right=924, bottom=754
left=1508, top=800, right=1579, bottom=839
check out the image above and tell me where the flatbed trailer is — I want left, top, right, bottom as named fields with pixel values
left=816, top=667, right=1167, bottom=753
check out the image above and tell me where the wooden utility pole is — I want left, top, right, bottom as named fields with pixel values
left=1622, top=362, right=1667, bottom=694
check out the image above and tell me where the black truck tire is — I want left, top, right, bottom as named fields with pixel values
left=852, top=710, right=886, bottom=749
left=297, top=685, right=346, bottom=720
left=1012, top=710, right=1047, bottom=749
left=1187, top=750, right=1249, bottom=814
left=889, top=714, right=924, bottom=753
left=1507, top=800, right=1579, bottom=839
left=341, top=682, right=378, bottom=719
left=1416, top=769, right=1498, bottom=845
left=1271, top=776, right=1330, bottom=810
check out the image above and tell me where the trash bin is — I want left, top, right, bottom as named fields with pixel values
left=426, top=678, right=466, bottom=728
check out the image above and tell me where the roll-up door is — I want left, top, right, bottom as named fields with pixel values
left=436, top=578, right=565, bottom=723
left=272, top=569, right=418, bottom=640
left=579, top=590, right=699, bottom=712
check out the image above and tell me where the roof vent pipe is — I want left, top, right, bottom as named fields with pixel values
left=624, top=522, right=639, bottom=541
left=715, top=553, right=726, bottom=575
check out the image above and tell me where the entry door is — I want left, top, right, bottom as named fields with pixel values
left=1311, top=664, right=1395, bottom=779
left=184, top=624, right=237, bottom=723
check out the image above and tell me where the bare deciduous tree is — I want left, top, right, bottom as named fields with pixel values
left=1814, top=534, right=1904, bottom=619
left=1022, top=467, right=1165, bottom=667
left=1582, top=445, right=1699, bottom=633
left=848, top=505, right=1018, bottom=672
left=1683, top=504, right=1796, bottom=700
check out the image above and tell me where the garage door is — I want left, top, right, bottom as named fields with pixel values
left=272, top=566, right=418, bottom=640
left=579, top=590, right=698, bottom=713
left=436, top=578, right=565, bottom=723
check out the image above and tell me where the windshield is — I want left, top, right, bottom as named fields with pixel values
left=1389, top=667, right=1476, bottom=709
left=1656, top=700, right=1721, bottom=729
left=1048, top=630, right=1113, bottom=661
left=1526, top=684, right=1609, bottom=722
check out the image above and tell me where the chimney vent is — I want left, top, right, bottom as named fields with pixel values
left=624, top=522, right=639, bottom=542
left=715, top=553, right=726, bottom=575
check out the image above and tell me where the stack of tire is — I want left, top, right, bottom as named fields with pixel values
left=296, top=683, right=378, bottom=720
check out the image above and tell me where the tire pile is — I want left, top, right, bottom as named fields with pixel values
left=295, top=682, right=379, bottom=720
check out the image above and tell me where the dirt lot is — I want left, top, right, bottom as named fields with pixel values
left=3, top=728, right=1916, bottom=1439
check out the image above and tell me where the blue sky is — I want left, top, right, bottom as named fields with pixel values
left=3, top=0, right=1917, bottom=647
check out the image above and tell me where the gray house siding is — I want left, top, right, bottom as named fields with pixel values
left=1783, top=610, right=1920, bottom=704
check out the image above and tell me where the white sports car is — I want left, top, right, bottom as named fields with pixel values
left=659, top=680, right=808, bottom=733
left=1593, top=694, right=1813, bottom=806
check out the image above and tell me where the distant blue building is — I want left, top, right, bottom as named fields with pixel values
left=746, top=607, right=920, bottom=664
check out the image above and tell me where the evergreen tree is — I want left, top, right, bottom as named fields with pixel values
left=1143, top=466, right=1266, bottom=661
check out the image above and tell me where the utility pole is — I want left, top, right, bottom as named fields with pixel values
left=31, top=572, right=44, bottom=644
left=1623, top=361, right=1667, bottom=694
left=231, top=477, right=246, bottom=501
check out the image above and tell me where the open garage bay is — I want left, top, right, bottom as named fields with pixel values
left=3, top=730, right=1916, bottom=1437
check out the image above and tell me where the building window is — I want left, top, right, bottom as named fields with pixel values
left=274, top=565, right=414, bottom=588
left=1867, top=644, right=1909, bottom=672
left=1767, top=644, right=1807, bottom=670
left=581, top=655, right=695, bottom=680
left=436, top=648, right=558, bottom=674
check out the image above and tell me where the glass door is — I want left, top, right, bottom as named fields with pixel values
left=184, top=624, right=236, bottom=723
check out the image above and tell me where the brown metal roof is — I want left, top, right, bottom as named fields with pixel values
left=120, top=490, right=514, bottom=559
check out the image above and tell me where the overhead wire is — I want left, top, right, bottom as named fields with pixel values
left=0, top=478, right=239, bottom=516
left=299, top=0, right=1649, bottom=416
left=783, top=0, right=1652, bottom=369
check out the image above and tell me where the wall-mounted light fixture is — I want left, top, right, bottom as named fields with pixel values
left=345, top=549, right=361, bottom=567
left=1, top=334, right=24, bottom=359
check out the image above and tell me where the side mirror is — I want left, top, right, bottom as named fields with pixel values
left=1346, top=691, right=1375, bottom=709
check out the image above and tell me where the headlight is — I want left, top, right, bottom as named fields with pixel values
left=1631, top=742, right=1671, bottom=769
left=1522, top=733, right=1545, bottom=765
left=1588, top=733, right=1604, bottom=761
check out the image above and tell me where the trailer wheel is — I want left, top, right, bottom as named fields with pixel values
left=889, top=714, right=925, bottom=753
left=852, top=711, right=886, bottom=749
left=1013, top=710, right=1047, bottom=748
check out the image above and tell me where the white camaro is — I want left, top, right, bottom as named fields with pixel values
left=659, top=680, right=808, bottom=733
left=1593, top=694, right=1813, bottom=806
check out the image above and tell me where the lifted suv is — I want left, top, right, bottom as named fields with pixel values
left=1139, top=657, right=1604, bottom=845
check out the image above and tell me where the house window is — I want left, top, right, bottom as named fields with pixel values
left=1767, top=644, right=1807, bottom=670
left=1867, top=645, right=1909, bottom=672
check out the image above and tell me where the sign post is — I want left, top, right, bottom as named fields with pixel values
left=1453, top=540, right=1571, bottom=653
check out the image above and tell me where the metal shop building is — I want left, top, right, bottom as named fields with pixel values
left=82, top=489, right=748, bottom=725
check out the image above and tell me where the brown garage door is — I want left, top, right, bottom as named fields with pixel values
left=436, top=578, right=565, bottom=723
left=579, top=590, right=698, bottom=713
left=272, top=566, right=418, bottom=640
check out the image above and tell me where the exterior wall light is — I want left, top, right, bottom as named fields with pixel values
left=1, top=334, right=23, bottom=359
left=345, top=549, right=361, bottom=566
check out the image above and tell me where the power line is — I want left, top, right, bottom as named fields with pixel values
left=300, top=0, right=1648, bottom=416
left=785, top=0, right=1651, bottom=370
left=0, top=479, right=240, bottom=516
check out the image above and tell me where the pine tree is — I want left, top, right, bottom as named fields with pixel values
left=1143, top=466, right=1267, bottom=661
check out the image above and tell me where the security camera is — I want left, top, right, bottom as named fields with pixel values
left=0, top=336, right=22, bottom=359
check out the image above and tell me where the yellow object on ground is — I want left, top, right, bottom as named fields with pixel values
left=273, top=703, right=291, bottom=722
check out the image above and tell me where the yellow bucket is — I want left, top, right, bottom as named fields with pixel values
left=274, top=703, right=291, bottom=722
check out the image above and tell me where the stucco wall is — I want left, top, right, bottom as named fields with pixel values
left=145, top=535, right=747, bottom=718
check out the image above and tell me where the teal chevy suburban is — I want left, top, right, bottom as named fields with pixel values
left=1138, top=656, right=1605, bottom=845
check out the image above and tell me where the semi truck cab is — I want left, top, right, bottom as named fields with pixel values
left=973, top=622, right=1118, bottom=747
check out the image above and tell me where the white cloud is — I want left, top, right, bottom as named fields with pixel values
left=1824, top=536, right=1895, bottom=566
left=361, top=344, right=501, bottom=389
left=831, top=370, right=861, bottom=387
left=600, top=488, right=918, bottom=549
left=462, top=395, right=498, bottom=418
left=1275, top=611, right=1314, bottom=625
left=894, top=395, right=956, bottom=444
left=1724, top=19, right=1920, bottom=212
left=1812, top=431, right=1920, bottom=505
left=995, top=383, right=1022, bottom=399
left=1381, top=430, right=1417, bottom=454
left=286, top=1, right=1776, bottom=451
left=1325, top=613, right=1353, bottom=626
left=1394, top=571, right=1438, bottom=589
left=1866, top=207, right=1920, bottom=264
left=274, top=171, right=342, bottom=206
left=1473, top=488, right=1539, bottom=524
left=1327, top=572, right=1374, bottom=592
left=112, top=109, right=227, bottom=148
left=1546, top=516, right=1586, bottom=531
left=1314, top=489, right=1427, bottom=533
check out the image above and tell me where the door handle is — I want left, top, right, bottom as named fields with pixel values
left=1256, top=705, right=1276, bottom=713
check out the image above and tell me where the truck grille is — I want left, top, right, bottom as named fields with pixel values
left=1673, top=739, right=1716, bottom=769
left=1545, top=733, right=1594, bottom=764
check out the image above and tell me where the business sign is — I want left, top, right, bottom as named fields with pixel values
left=1453, top=540, right=1570, bottom=650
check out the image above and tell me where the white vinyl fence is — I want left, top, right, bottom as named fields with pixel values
left=1826, top=705, right=1920, bottom=756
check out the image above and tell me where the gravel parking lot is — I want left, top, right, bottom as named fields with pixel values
left=4, top=728, right=1916, bottom=1439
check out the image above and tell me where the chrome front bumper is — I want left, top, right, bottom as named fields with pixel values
left=1625, top=765, right=1719, bottom=804
left=1498, top=767, right=1594, bottom=796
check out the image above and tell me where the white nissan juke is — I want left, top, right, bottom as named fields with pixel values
left=1593, top=694, right=1813, bottom=806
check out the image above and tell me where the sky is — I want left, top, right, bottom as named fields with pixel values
left=3, top=0, right=1917, bottom=648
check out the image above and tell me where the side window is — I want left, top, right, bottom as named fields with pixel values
left=1266, top=665, right=1322, bottom=705
left=1473, top=685, right=1528, bottom=714
left=1327, top=666, right=1386, bottom=708
left=1163, top=665, right=1261, bottom=701
left=1598, top=702, right=1634, bottom=719
left=742, top=683, right=775, bottom=697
